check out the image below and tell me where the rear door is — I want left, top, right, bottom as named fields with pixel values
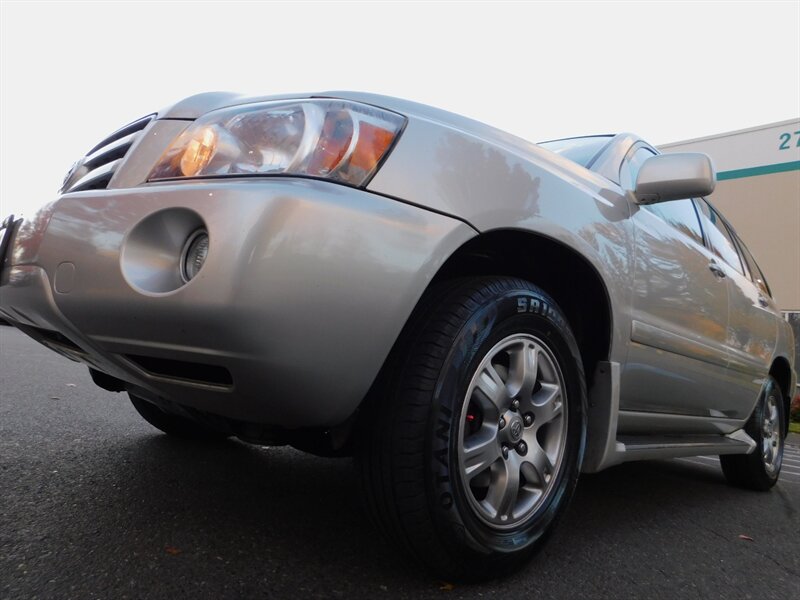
left=694, top=199, right=777, bottom=415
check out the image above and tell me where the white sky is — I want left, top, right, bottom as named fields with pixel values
left=1, top=0, right=799, bottom=218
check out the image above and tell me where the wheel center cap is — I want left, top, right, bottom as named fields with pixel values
left=509, top=417, right=523, bottom=442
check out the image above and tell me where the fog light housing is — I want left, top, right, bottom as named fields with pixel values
left=181, top=230, right=209, bottom=282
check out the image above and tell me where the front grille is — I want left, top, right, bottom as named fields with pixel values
left=62, top=113, right=155, bottom=193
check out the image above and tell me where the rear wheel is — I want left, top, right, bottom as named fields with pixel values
left=358, top=277, right=586, bottom=582
left=720, top=376, right=784, bottom=491
left=129, top=394, right=229, bottom=441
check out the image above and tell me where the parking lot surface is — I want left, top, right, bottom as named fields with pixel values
left=1, top=326, right=798, bottom=599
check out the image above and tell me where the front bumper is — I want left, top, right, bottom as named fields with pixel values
left=0, top=178, right=474, bottom=428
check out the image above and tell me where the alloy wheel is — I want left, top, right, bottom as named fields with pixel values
left=458, top=333, right=568, bottom=529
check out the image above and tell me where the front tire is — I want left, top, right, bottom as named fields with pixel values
left=720, top=376, right=785, bottom=491
left=358, top=277, right=586, bottom=582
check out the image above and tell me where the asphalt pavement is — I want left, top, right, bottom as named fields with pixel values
left=1, top=326, right=798, bottom=599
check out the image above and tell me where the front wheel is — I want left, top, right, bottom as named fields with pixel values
left=720, top=376, right=785, bottom=491
left=358, top=277, right=586, bottom=582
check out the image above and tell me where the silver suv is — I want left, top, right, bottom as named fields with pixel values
left=0, top=92, right=795, bottom=581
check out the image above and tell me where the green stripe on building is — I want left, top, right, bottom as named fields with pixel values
left=717, top=160, right=800, bottom=181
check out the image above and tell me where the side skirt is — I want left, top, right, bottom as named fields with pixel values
left=582, top=361, right=756, bottom=473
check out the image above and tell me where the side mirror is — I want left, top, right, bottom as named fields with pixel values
left=634, top=153, right=716, bottom=204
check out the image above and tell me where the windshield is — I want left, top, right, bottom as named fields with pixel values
left=539, top=135, right=613, bottom=168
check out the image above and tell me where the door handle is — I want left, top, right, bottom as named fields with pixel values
left=758, top=295, right=769, bottom=307
left=708, top=262, right=726, bottom=278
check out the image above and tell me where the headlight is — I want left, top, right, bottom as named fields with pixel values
left=148, top=99, right=405, bottom=187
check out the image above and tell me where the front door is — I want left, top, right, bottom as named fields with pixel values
left=621, top=198, right=732, bottom=417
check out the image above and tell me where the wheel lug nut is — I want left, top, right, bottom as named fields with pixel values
left=499, top=417, right=506, bottom=429
left=517, top=441, right=528, bottom=455
left=511, top=399, right=520, bottom=411
left=524, top=413, right=533, bottom=426
left=502, top=445, right=510, bottom=459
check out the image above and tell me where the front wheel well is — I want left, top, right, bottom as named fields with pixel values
left=427, top=229, right=613, bottom=385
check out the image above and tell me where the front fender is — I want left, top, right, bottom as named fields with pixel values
left=369, top=116, right=635, bottom=365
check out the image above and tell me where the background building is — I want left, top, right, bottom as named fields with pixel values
left=661, top=119, right=800, bottom=378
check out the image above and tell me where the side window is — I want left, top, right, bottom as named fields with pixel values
left=694, top=199, right=745, bottom=274
left=644, top=199, right=704, bottom=246
left=620, top=147, right=656, bottom=190
left=738, top=238, right=772, bottom=297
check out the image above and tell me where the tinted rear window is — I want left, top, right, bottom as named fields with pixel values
left=539, top=136, right=613, bottom=168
